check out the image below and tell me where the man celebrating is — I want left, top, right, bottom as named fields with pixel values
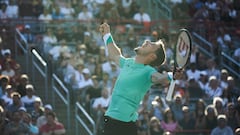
left=99, top=23, right=182, bottom=135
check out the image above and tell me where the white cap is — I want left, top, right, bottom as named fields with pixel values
left=82, top=68, right=91, bottom=74
left=44, top=104, right=53, bottom=111
left=200, top=71, right=207, bottom=76
left=19, top=106, right=27, bottom=112
left=25, top=24, right=31, bottom=29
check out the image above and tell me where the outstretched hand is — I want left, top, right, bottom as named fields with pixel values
left=99, top=23, right=111, bottom=36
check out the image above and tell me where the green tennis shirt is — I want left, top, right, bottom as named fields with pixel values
left=105, top=56, right=157, bottom=122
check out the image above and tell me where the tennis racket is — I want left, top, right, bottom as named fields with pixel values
left=166, top=28, right=192, bottom=102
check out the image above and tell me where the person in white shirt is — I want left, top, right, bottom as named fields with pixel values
left=133, top=7, right=151, bottom=24
left=21, top=84, right=41, bottom=113
left=205, top=76, right=223, bottom=99
left=186, top=63, right=201, bottom=81
left=6, top=0, right=18, bottom=18
left=77, top=5, right=93, bottom=22
left=1, top=85, right=14, bottom=106
left=48, top=39, right=71, bottom=62
left=92, top=88, right=110, bottom=133
left=38, top=9, right=53, bottom=23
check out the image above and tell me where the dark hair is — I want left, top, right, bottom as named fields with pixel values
left=150, top=40, right=166, bottom=67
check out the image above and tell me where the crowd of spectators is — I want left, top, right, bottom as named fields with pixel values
left=0, top=0, right=240, bottom=135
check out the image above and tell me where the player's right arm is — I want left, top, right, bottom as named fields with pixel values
left=99, top=23, right=122, bottom=66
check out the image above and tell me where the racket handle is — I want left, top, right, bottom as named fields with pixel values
left=166, top=80, right=176, bottom=102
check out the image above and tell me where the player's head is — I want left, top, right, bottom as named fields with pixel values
left=134, top=39, right=166, bottom=67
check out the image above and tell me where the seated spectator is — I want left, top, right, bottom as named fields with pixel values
left=227, top=76, right=240, bottom=104
left=6, top=0, right=18, bottom=18
left=186, top=63, right=201, bottom=81
left=213, top=97, right=225, bottom=115
left=179, top=106, right=196, bottom=135
left=22, top=24, right=36, bottom=46
left=204, top=104, right=218, bottom=131
left=205, top=59, right=221, bottom=79
left=42, top=28, right=58, bottom=56
left=150, top=96, right=167, bottom=121
left=32, top=0, right=44, bottom=18
left=1, top=85, right=14, bottom=106
left=169, top=94, right=184, bottom=122
left=0, top=105, right=9, bottom=133
left=18, top=0, right=34, bottom=18
left=6, top=92, right=24, bottom=119
left=22, top=112, right=39, bottom=135
left=36, top=104, right=54, bottom=128
left=31, top=97, right=44, bottom=119
left=132, top=7, right=151, bottom=33
left=0, top=3, right=9, bottom=19
left=92, top=88, right=110, bottom=133
left=194, top=99, right=207, bottom=130
left=39, top=111, right=66, bottom=135
left=0, top=75, right=10, bottom=98
left=59, top=2, right=75, bottom=20
left=77, top=5, right=93, bottom=23
left=149, top=116, right=164, bottom=135
left=4, top=110, right=30, bottom=135
left=225, top=102, right=240, bottom=131
left=1, top=59, right=15, bottom=79
left=205, top=76, right=223, bottom=99
left=16, top=74, right=30, bottom=97
left=161, top=108, right=182, bottom=134
left=210, top=114, right=233, bottom=135
left=51, top=6, right=64, bottom=20
left=38, top=8, right=53, bottom=23
left=21, top=84, right=41, bottom=113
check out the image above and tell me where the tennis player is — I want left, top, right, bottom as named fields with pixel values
left=99, top=23, right=182, bottom=135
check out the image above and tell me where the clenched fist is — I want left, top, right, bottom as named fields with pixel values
left=99, top=23, right=111, bottom=36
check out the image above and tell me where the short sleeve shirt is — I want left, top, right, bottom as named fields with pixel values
left=105, top=56, right=157, bottom=122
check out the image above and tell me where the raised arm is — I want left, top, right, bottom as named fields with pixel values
left=99, top=23, right=122, bottom=65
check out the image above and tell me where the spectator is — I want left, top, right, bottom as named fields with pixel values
left=92, top=88, right=110, bottom=134
left=48, top=39, right=71, bottom=62
left=213, top=97, right=225, bottom=115
left=77, top=5, right=93, bottom=24
left=205, top=59, right=220, bottom=79
left=0, top=105, right=9, bottom=133
left=178, top=106, right=196, bottom=135
left=187, top=77, right=204, bottom=99
left=42, top=28, right=58, bottom=56
left=186, top=63, right=201, bottom=81
left=226, top=76, right=240, bottom=104
left=39, top=111, right=66, bottom=135
left=5, top=0, right=18, bottom=18
left=4, top=110, right=30, bottom=135
left=38, top=8, right=53, bottom=23
left=21, top=84, right=41, bottom=113
left=194, top=99, right=207, bottom=130
left=210, top=114, right=233, bottom=135
left=149, top=116, right=164, bottom=135
left=22, top=113, right=39, bottom=135
left=51, top=6, right=64, bottom=20
left=170, top=94, right=184, bottom=122
left=36, top=104, right=54, bottom=128
left=219, top=69, right=229, bottom=90
left=204, top=104, right=218, bottom=131
left=18, top=0, right=34, bottom=18
left=133, top=7, right=151, bottom=33
left=1, top=59, right=15, bottom=79
left=59, top=2, right=75, bottom=20
left=150, top=96, right=167, bottom=121
left=1, top=85, right=14, bottom=106
left=225, top=102, right=240, bottom=131
left=161, top=108, right=182, bottom=133
left=0, top=75, right=9, bottom=98
left=16, top=74, right=30, bottom=97
left=0, top=3, right=9, bottom=19
left=32, top=0, right=44, bottom=18
left=22, top=24, right=35, bottom=45
left=6, top=92, right=24, bottom=119
left=31, top=97, right=44, bottom=120
left=85, top=75, right=102, bottom=113
left=205, top=76, right=223, bottom=99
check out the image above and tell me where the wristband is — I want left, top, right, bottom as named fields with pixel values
left=103, top=33, right=114, bottom=46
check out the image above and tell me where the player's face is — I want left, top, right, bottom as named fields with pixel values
left=134, top=40, right=160, bottom=56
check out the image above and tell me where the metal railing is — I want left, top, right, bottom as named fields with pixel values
left=75, top=102, right=96, bottom=135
